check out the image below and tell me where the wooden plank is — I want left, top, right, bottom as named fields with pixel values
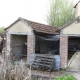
left=31, top=54, right=54, bottom=71
left=32, top=63, right=51, bottom=67
left=33, top=60, right=52, bottom=64
left=36, top=55, right=53, bottom=59
left=35, top=57, right=53, bottom=60
left=35, top=58, right=53, bottom=62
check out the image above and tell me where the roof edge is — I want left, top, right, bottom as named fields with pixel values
left=60, top=16, right=80, bottom=30
left=4, top=17, right=22, bottom=30
left=74, top=1, right=80, bottom=8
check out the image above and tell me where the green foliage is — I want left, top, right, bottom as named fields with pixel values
left=60, top=68, right=67, bottom=71
left=0, top=27, right=5, bottom=32
left=47, top=0, right=75, bottom=27
left=55, top=74, right=77, bottom=80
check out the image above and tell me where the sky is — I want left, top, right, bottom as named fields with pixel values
left=0, top=0, right=79, bottom=27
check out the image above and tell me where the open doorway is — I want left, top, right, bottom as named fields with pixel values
left=68, top=36, right=80, bottom=60
left=11, top=35, right=27, bottom=60
left=68, top=36, right=80, bottom=70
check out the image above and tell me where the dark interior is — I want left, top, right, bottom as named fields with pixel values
left=11, top=35, right=27, bottom=60
left=35, top=33, right=60, bottom=55
left=68, top=36, right=80, bottom=60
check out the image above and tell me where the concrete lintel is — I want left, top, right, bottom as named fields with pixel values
left=8, top=32, right=34, bottom=35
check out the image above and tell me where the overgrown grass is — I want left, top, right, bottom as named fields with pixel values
left=0, top=52, right=78, bottom=80
left=0, top=54, right=31, bottom=80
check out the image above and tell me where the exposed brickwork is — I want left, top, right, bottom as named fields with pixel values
left=60, top=35, right=68, bottom=68
left=27, top=35, right=35, bottom=64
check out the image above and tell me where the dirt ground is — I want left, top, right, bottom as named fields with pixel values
left=72, top=71, right=80, bottom=80
left=31, top=70, right=80, bottom=80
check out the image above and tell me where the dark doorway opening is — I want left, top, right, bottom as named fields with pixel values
left=68, top=36, right=80, bottom=60
left=11, top=35, right=27, bottom=60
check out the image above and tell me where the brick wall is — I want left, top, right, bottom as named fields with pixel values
left=60, top=35, right=68, bottom=68
left=27, top=35, right=35, bottom=64
left=6, top=32, right=35, bottom=63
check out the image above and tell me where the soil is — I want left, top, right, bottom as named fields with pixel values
left=31, top=70, right=80, bottom=80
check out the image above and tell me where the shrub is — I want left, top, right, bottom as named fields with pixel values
left=0, top=54, right=31, bottom=80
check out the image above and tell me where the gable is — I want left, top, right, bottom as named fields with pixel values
left=61, top=21, right=80, bottom=34
left=7, top=20, right=32, bottom=34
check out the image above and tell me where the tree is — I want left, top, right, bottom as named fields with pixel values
left=47, top=0, right=75, bottom=27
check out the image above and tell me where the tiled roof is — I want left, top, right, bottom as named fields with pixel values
left=24, top=19, right=59, bottom=34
